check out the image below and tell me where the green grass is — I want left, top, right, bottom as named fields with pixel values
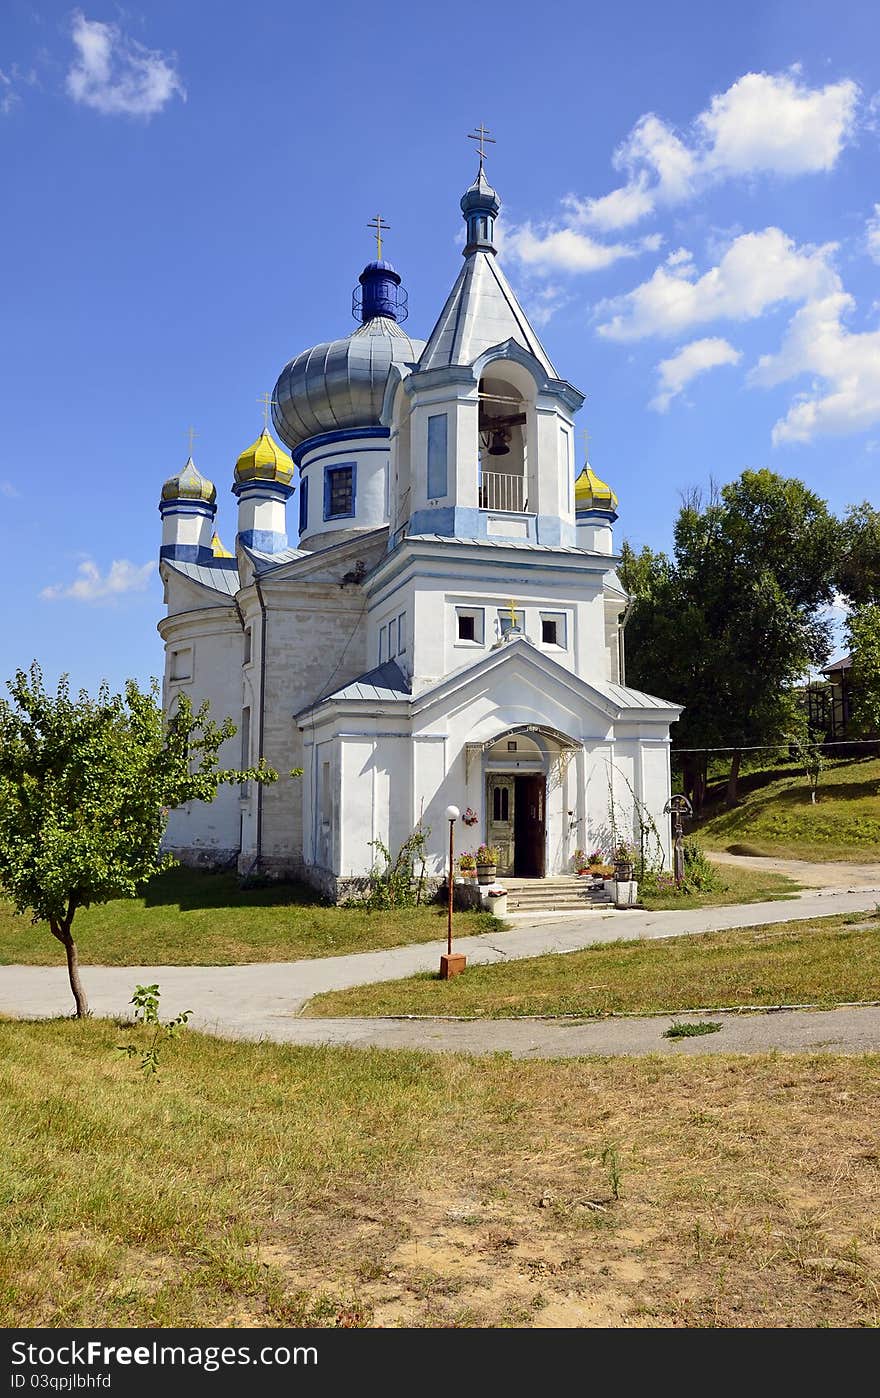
left=304, top=911, right=880, bottom=1018
left=694, top=755, right=880, bottom=861
left=638, top=863, right=800, bottom=910
left=664, top=1021, right=723, bottom=1039
left=0, top=867, right=497, bottom=967
left=2, top=1020, right=879, bottom=1328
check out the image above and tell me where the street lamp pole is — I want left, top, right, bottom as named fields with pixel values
left=441, top=805, right=465, bottom=979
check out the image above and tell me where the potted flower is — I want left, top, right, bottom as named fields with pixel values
left=572, top=848, right=589, bottom=875
left=458, top=852, right=477, bottom=879
left=613, top=842, right=635, bottom=882
left=475, top=843, right=498, bottom=884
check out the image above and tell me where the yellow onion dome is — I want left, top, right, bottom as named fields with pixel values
left=234, top=428, right=294, bottom=487
left=160, top=456, right=217, bottom=505
left=211, top=532, right=233, bottom=558
left=574, top=463, right=618, bottom=512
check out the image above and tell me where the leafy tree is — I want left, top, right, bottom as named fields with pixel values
left=837, top=503, right=880, bottom=607
left=0, top=664, right=276, bottom=1017
left=621, top=470, right=841, bottom=808
left=846, top=604, right=880, bottom=736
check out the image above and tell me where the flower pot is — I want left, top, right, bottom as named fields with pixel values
left=614, top=862, right=633, bottom=882
left=476, top=863, right=496, bottom=885
left=487, top=891, right=508, bottom=917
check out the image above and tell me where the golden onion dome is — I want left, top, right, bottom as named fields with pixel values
left=574, top=464, right=618, bottom=512
left=160, top=456, right=217, bottom=505
left=234, top=429, right=294, bottom=486
left=211, top=532, right=233, bottom=558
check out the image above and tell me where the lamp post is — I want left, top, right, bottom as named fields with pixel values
left=440, top=805, right=466, bottom=979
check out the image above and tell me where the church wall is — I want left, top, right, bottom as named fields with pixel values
left=159, top=601, right=244, bottom=869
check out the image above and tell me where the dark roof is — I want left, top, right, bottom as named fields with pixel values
left=822, top=654, right=852, bottom=675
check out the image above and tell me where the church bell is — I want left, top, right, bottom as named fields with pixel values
left=487, top=428, right=511, bottom=456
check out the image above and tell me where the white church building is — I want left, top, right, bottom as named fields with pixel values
left=158, top=156, right=681, bottom=899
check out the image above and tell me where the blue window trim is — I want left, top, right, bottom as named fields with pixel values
left=298, top=475, right=309, bottom=535
left=426, top=414, right=448, bottom=501
left=323, top=462, right=357, bottom=521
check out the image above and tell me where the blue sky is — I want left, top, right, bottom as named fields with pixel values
left=1, top=0, right=878, bottom=693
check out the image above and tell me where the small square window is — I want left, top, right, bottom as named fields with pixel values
left=458, top=614, right=476, bottom=641
left=542, top=618, right=558, bottom=645
left=507, top=740, right=517, bottom=752
left=325, top=464, right=355, bottom=519
left=540, top=612, right=566, bottom=648
left=170, top=647, right=192, bottom=681
left=499, top=609, right=525, bottom=637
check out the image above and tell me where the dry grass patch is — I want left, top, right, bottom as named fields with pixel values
left=304, top=911, right=880, bottom=1019
left=1, top=1020, right=879, bottom=1328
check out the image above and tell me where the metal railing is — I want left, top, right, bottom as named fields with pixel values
left=479, top=471, right=526, bottom=513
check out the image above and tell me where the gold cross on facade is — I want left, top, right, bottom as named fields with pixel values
left=185, top=426, right=197, bottom=456
left=367, top=214, right=390, bottom=260
left=467, top=123, right=496, bottom=170
left=257, top=391, right=277, bottom=430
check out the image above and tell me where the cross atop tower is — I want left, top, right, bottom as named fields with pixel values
left=257, top=391, right=277, bottom=431
left=467, top=122, right=496, bottom=171
left=185, top=425, right=197, bottom=456
left=367, top=214, right=390, bottom=260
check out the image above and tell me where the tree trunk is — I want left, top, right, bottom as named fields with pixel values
left=50, top=920, right=89, bottom=1019
left=726, top=750, right=742, bottom=807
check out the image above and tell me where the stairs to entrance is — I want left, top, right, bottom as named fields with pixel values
left=501, top=876, right=613, bottom=913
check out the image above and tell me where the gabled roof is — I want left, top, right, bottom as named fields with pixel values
left=822, top=653, right=852, bottom=674
left=298, top=636, right=680, bottom=725
left=418, top=251, right=557, bottom=376
left=163, top=557, right=240, bottom=596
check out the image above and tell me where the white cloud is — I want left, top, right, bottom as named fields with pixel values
left=41, top=558, right=155, bottom=602
left=597, top=227, right=839, bottom=341
left=866, top=205, right=880, bottom=264
left=649, top=337, right=742, bottom=412
left=504, top=223, right=648, bottom=274
left=65, top=12, right=185, bottom=118
left=576, top=70, right=859, bottom=231
left=0, top=480, right=19, bottom=498
left=751, top=292, right=880, bottom=444
left=0, top=70, right=18, bottom=115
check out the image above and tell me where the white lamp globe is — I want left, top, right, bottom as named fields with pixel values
left=446, top=805, right=461, bottom=822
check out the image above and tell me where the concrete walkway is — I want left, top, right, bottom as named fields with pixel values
left=2, top=886, right=879, bottom=1050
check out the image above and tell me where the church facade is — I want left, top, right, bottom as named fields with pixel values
left=157, top=159, right=681, bottom=898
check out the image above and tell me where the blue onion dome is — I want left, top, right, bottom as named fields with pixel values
left=272, top=308, right=425, bottom=454
left=160, top=456, right=216, bottom=504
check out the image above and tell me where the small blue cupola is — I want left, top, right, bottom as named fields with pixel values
left=461, top=165, right=500, bottom=256
left=353, top=260, right=409, bottom=324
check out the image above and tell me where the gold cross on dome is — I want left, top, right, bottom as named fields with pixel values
left=367, top=214, right=390, bottom=260
left=467, top=123, right=496, bottom=170
left=257, top=391, right=277, bottom=431
left=185, top=426, right=197, bottom=456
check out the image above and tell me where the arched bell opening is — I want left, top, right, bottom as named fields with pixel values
left=478, top=373, right=529, bottom=513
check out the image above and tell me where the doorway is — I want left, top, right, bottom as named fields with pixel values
left=514, top=773, right=546, bottom=877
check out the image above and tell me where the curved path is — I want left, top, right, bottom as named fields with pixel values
left=708, top=851, right=880, bottom=889
left=3, top=885, right=880, bottom=1054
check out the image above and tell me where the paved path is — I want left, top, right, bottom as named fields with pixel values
left=2, top=887, right=879, bottom=1051
left=708, top=851, right=880, bottom=889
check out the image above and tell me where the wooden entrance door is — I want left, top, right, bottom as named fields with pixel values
left=514, top=774, right=546, bottom=877
left=486, top=775, right=515, bottom=875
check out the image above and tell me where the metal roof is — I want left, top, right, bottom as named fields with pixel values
left=247, top=545, right=312, bottom=572
left=312, top=659, right=411, bottom=706
left=404, top=533, right=601, bottom=558
left=418, top=250, right=557, bottom=376
left=164, top=558, right=240, bottom=595
left=822, top=654, right=852, bottom=674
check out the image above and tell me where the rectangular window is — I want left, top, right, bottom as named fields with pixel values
left=324, top=464, right=355, bottom=520
left=561, top=428, right=571, bottom=512
left=239, top=706, right=251, bottom=794
left=455, top=607, right=484, bottom=644
left=170, top=647, right=192, bottom=681
left=397, top=612, right=406, bottom=655
left=298, top=476, right=309, bottom=534
left=243, top=628, right=252, bottom=665
left=499, top=609, right=525, bottom=638
left=321, top=760, right=331, bottom=827
left=426, top=413, right=448, bottom=500
left=378, top=625, right=386, bottom=663
left=540, top=612, right=566, bottom=648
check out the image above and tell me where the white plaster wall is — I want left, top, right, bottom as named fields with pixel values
left=159, top=593, right=243, bottom=864
left=298, top=437, right=390, bottom=549
left=161, top=506, right=215, bottom=556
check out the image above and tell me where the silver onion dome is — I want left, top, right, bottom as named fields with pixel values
left=272, top=317, right=425, bottom=453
